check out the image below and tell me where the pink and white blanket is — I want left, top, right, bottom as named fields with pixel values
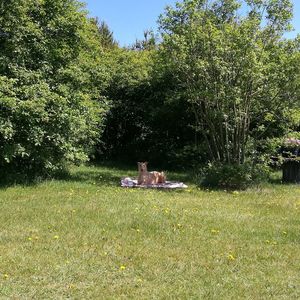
left=121, top=177, right=188, bottom=189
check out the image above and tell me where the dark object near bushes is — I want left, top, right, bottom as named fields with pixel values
left=201, top=163, right=270, bottom=190
left=282, top=159, right=300, bottom=183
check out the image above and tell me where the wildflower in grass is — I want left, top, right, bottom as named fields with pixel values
left=3, top=274, right=9, bottom=279
left=54, top=235, right=59, bottom=239
left=136, top=229, right=140, bottom=233
left=211, top=229, right=220, bottom=234
left=68, top=284, right=76, bottom=289
left=28, top=237, right=32, bottom=241
left=265, top=240, right=270, bottom=244
left=164, top=208, right=170, bottom=214
left=283, top=231, right=287, bottom=235
left=119, top=265, right=126, bottom=271
left=227, top=254, right=235, bottom=261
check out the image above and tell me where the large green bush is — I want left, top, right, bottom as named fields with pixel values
left=0, top=0, right=109, bottom=174
left=201, top=162, right=270, bottom=190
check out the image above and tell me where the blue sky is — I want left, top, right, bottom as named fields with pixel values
left=84, top=0, right=300, bottom=46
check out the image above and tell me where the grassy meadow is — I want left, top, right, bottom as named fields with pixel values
left=0, top=164, right=299, bottom=299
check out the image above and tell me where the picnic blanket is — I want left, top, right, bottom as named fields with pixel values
left=121, top=177, right=188, bottom=189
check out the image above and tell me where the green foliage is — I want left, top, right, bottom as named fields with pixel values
left=0, top=0, right=110, bottom=174
left=4, top=0, right=297, bottom=182
left=95, top=0, right=300, bottom=178
left=92, top=18, right=118, bottom=49
left=201, top=162, right=270, bottom=189
left=158, top=0, right=299, bottom=165
left=99, top=46, right=199, bottom=168
left=99, top=48, right=154, bottom=159
left=132, top=30, right=158, bottom=51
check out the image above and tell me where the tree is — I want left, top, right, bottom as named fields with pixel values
left=0, top=0, right=110, bottom=175
left=99, top=42, right=199, bottom=169
left=99, top=47, right=154, bottom=161
left=131, top=30, right=158, bottom=51
left=158, top=0, right=300, bottom=165
left=92, top=18, right=118, bottom=49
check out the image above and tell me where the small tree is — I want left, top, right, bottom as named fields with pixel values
left=158, top=0, right=300, bottom=165
left=92, top=18, right=118, bottom=49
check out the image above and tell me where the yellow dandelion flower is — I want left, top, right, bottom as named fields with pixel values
left=120, top=265, right=126, bottom=271
left=227, top=254, right=235, bottom=261
left=54, top=235, right=59, bottom=239
left=28, top=237, right=32, bottom=241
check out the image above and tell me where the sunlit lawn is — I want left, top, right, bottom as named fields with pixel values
left=0, top=164, right=299, bottom=299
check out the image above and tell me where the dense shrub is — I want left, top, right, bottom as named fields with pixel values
left=0, top=0, right=109, bottom=175
left=200, top=162, right=270, bottom=190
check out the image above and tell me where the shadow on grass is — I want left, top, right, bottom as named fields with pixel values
left=0, top=161, right=128, bottom=190
left=55, top=169, right=123, bottom=187
left=56, top=165, right=196, bottom=188
left=0, top=173, right=41, bottom=190
left=3, top=162, right=287, bottom=191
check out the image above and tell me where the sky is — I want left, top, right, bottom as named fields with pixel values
left=84, top=0, right=300, bottom=47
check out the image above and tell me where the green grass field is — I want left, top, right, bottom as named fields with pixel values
left=0, top=164, right=299, bottom=299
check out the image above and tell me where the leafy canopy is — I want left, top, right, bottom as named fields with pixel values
left=158, top=0, right=299, bottom=165
left=0, top=0, right=110, bottom=174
